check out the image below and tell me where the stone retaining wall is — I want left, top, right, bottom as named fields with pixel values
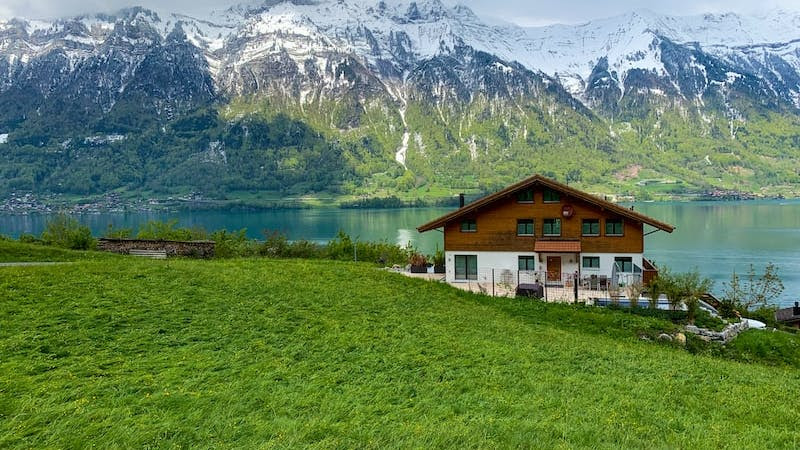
left=684, top=320, right=749, bottom=344
left=98, top=238, right=215, bottom=258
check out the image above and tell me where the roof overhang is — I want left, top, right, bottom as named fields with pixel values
left=417, top=175, right=675, bottom=233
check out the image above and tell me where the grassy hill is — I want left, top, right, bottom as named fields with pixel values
left=1, top=245, right=799, bottom=447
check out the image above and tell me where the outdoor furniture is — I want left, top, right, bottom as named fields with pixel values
left=516, top=283, right=544, bottom=299
left=590, top=274, right=598, bottom=290
left=598, top=275, right=608, bottom=290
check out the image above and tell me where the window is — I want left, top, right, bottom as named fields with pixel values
left=543, top=188, right=560, bottom=203
left=582, top=219, right=600, bottom=236
left=517, top=219, right=534, bottom=236
left=519, top=256, right=536, bottom=271
left=614, top=257, right=633, bottom=273
left=460, top=219, right=477, bottom=232
left=543, top=218, right=561, bottom=236
left=582, top=256, right=600, bottom=269
left=606, top=219, right=624, bottom=236
left=455, top=255, right=478, bottom=280
left=517, top=189, right=534, bottom=203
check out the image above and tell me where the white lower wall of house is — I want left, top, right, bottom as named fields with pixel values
left=542, top=252, right=580, bottom=279
left=579, top=253, right=643, bottom=279
left=445, top=251, right=536, bottom=283
left=445, top=251, right=644, bottom=283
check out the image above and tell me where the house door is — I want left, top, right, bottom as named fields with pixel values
left=546, top=256, right=561, bottom=282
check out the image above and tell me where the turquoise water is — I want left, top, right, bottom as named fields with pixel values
left=2, top=200, right=799, bottom=306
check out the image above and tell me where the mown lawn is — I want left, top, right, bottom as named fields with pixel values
left=1, top=256, right=799, bottom=448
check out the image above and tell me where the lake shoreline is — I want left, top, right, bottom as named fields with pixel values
left=2, top=200, right=798, bottom=306
left=1, top=191, right=792, bottom=215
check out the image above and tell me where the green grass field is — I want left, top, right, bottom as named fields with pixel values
left=1, top=244, right=800, bottom=447
left=0, top=239, right=117, bottom=263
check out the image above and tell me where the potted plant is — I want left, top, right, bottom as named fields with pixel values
left=433, top=246, right=445, bottom=273
left=409, top=252, right=428, bottom=273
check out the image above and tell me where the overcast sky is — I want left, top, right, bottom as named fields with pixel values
left=0, top=0, right=798, bottom=26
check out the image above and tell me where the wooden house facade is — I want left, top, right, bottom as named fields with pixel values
left=417, top=175, right=674, bottom=286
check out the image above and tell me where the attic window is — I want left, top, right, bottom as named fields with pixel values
left=517, top=189, right=534, bottom=203
left=543, top=189, right=560, bottom=203
left=460, top=219, right=477, bottom=233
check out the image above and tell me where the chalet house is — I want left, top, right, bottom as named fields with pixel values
left=417, top=175, right=675, bottom=286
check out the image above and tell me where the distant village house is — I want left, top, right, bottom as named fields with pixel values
left=776, top=302, right=800, bottom=329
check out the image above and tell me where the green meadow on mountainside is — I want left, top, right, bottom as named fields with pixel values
left=1, top=242, right=799, bottom=447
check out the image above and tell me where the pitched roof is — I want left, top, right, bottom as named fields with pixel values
left=534, top=240, right=582, bottom=252
left=417, top=174, right=675, bottom=233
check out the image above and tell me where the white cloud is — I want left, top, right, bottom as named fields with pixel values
left=0, top=0, right=797, bottom=25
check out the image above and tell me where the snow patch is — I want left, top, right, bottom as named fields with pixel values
left=395, top=105, right=409, bottom=169
left=84, top=134, right=126, bottom=145
left=0, top=133, right=8, bottom=144
left=492, top=61, right=512, bottom=73
left=725, top=71, right=742, bottom=84
left=413, top=132, right=425, bottom=155
left=468, top=135, right=478, bottom=161
left=25, top=20, right=53, bottom=35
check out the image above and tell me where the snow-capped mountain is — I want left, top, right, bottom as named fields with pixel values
left=2, top=1, right=800, bottom=113
left=1, top=0, right=800, bottom=199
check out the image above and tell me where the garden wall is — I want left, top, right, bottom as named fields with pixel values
left=98, top=238, right=215, bottom=258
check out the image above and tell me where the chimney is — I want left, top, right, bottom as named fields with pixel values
left=794, top=302, right=800, bottom=316
left=459, top=193, right=465, bottom=208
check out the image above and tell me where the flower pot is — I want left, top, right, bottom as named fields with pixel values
left=433, top=264, right=445, bottom=274
left=410, top=265, right=428, bottom=273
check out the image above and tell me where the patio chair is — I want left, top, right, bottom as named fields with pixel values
left=598, top=275, right=608, bottom=290
left=589, top=274, right=598, bottom=290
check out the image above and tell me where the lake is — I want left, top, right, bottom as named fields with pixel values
left=2, top=200, right=799, bottom=306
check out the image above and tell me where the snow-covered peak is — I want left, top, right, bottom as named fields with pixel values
left=4, top=1, right=800, bottom=108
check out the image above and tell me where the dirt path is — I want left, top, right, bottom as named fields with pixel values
left=0, top=262, right=72, bottom=267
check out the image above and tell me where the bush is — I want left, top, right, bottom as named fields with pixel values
left=212, top=229, right=256, bottom=258
left=257, top=231, right=325, bottom=260
left=104, top=224, right=133, bottom=239
left=326, top=231, right=409, bottom=265
left=259, top=231, right=292, bottom=258
left=136, top=220, right=208, bottom=241
left=18, top=233, right=39, bottom=244
left=746, top=305, right=784, bottom=329
left=408, top=252, right=427, bottom=267
left=41, top=213, right=95, bottom=250
left=722, top=264, right=784, bottom=314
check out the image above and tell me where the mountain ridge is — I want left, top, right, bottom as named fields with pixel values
left=1, top=1, right=799, bottom=202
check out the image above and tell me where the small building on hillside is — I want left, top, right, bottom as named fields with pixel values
left=776, top=303, right=800, bottom=329
left=417, top=174, right=674, bottom=286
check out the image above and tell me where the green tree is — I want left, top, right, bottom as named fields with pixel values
left=41, top=213, right=95, bottom=250
left=722, top=263, right=784, bottom=313
left=136, top=220, right=207, bottom=241
left=658, top=268, right=713, bottom=323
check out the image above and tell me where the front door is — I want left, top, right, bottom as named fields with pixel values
left=546, top=256, right=561, bottom=282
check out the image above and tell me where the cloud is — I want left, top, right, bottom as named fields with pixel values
left=1, top=0, right=798, bottom=25
left=466, top=0, right=800, bottom=26
left=0, top=0, right=220, bottom=19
